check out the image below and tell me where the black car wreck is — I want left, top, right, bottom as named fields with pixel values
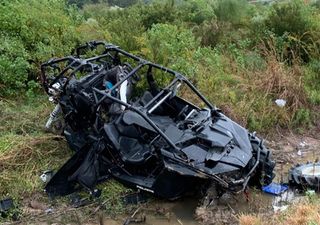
left=40, top=41, right=275, bottom=200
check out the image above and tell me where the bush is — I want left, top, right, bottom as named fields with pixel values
left=0, top=0, right=319, bottom=134
left=265, top=0, right=320, bottom=62
left=0, top=0, right=81, bottom=96
left=137, top=0, right=178, bottom=29
left=0, top=37, right=29, bottom=96
left=304, top=59, right=320, bottom=104
left=214, top=0, right=250, bottom=24
left=178, top=0, right=216, bottom=24
left=145, top=23, right=199, bottom=75
left=266, top=0, right=315, bottom=36
left=82, top=4, right=144, bottom=52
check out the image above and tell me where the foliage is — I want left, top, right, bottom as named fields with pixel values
left=304, top=59, right=320, bottom=104
left=266, top=0, right=315, bottom=36
left=214, top=0, right=250, bottom=24
left=178, top=0, right=216, bottom=24
left=145, top=23, right=199, bottom=72
left=0, top=0, right=81, bottom=96
left=264, top=0, right=320, bottom=62
left=137, top=0, right=178, bottom=29
left=1, top=0, right=320, bottom=132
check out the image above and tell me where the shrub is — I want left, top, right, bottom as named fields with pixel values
left=0, top=36, right=29, bottom=96
left=137, top=0, right=178, bottom=29
left=214, top=0, right=250, bottom=24
left=304, top=59, right=320, bottom=104
left=265, top=0, right=320, bottom=62
left=82, top=4, right=144, bottom=52
left=178, top=0, right=216, bottom=24
left=0, top=0, right=81, bottom=96
left=266, top=0, right=315, bottom=36
left=145, top=23, right=199, bottom=71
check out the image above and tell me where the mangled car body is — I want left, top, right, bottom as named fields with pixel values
left=41, top=41, right=275, bottom=199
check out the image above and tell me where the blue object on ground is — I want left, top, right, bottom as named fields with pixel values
left=262, top=182, right=288, bottom=195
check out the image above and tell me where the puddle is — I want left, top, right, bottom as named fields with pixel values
left=104, top=198, right=200, bottom=225
left=102, top=187, right=310, bottom=225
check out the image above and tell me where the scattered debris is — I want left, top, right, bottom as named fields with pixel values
left=0, top=198, right=17, bottom=220
left=297, top=149, right=302, bottom=156
left=298, top=141, right=308, bottom=149
left=40, top=40, right=275, bottom=200
left=70, top=193, right=91, bottom=208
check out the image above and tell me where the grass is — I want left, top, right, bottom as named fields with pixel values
left=0, top=95, right=130, bottom=222
left=239, top=196, right=320, bottom=225
left=0, top=96, right=70, bottom=198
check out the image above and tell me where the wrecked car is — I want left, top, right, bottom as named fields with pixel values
left=40, top=41, right=275, bottom=200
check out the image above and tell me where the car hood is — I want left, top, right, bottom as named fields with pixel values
left=173, top=114, right=253, bottom=171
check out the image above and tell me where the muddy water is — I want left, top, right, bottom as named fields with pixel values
left=104, top=188, right=306, bottom=225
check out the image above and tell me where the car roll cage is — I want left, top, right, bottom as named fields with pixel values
left=40, top=41, right=260, bottom=189
left=41, top=42, right=215, bottom=150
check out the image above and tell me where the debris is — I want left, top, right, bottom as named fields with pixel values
left=273, top=205, right=288, bottom=212
left=298, top=141, right=308, bottom=149
left=305, top=190, right=316, bottom=196
left=262, top=183, right=288, bottom=195
left=40, top=40, right=275, bottom=199
left=177, top=218, right=183, bottom=225
left=45, top=208, right=53, bottom=214
left=40, top=170, right=54, bottom=183
left=122, top=192, right=148, bottom=205
left=0, top=198, right=14, bottom=213
left=275, top=99, right=286, bottom=107
left=70, top=193, right=90, bottom=208
left=123, top=207, right=146, bottom=225
left=297, top=150, right=302, bottom=156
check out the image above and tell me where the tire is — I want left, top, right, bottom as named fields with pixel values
left=289, top=162, right=320, bottom=190
left=249, top=139, right=275, bottom=187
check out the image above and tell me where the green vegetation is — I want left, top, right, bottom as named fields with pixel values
left=1, top=0, right=320, bottom=221
left=1, top=0, right=320, bottom=131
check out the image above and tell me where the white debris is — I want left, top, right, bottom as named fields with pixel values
left=275, top=99, right=286, bottom=107
left=273, top=205, right=288, bottom=212
left=40, top=170, right=53, bottom=183
left=297, top=150, right=302, bottom=156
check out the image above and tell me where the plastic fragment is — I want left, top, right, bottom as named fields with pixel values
left=40, top=170, right=54, bottom=183
left=262, top=183, right=288, bottom=195
left=275, top=99, right=286, bottom=107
